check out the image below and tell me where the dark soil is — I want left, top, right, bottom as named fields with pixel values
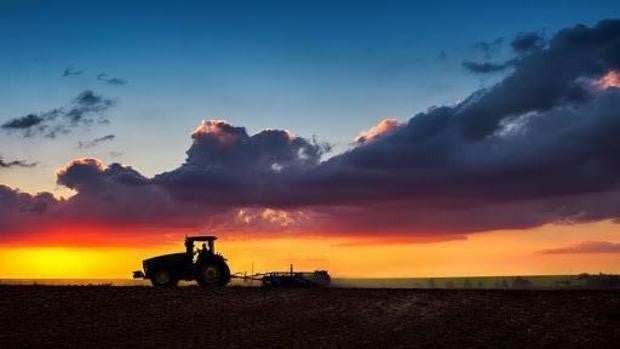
left=0, top=286, right=619, bottom=348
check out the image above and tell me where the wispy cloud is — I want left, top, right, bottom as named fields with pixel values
left=539, top=241, right=620, bottom=254
left=462, top=60, right=512, bottom=74
left=0, top=156, right=37, bottom=169
left=1, top=90, right=115, bottom=138
left=511, top=32, right=546, bottom=54
left=97, top=73, right=127, bottom=85
left=473, top=37, right=504, bottom=59
left=437, top=50, right=448, bottom=61
left=62, top=67, right=83, bottom=77
left=78, top=134, right=116, bottom=149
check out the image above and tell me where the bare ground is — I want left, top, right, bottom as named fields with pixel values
left=0, top=286, right=619, bottom=348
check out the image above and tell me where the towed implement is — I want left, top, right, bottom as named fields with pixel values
left=237, top=265, right=331, bottom=287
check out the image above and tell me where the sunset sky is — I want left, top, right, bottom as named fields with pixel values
left=2, top=1, right=620, bottom=278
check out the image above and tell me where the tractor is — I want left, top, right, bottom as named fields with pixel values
left=133, top=236, right=231, bottom=287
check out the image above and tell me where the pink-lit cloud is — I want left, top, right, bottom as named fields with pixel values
left=539, top=241, right=620, bottom=254
left=595, top=70, right=620, bottom=90
left=354, top=118, right=403, bottom=144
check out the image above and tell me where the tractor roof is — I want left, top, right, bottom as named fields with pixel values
left=185, top=235, right=217, bottom=242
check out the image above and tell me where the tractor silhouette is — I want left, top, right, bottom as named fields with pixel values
left=133, top=236, right=231, bottom=287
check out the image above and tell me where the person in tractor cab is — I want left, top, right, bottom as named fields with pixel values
left=200, top=243, right=209, bottom=256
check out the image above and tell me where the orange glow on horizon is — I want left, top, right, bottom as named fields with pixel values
left=1, top=221, right=620, bottom=279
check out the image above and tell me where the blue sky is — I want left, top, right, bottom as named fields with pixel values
left=1, top=0, right=619, bottom=194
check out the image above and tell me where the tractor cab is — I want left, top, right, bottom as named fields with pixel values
left=185, top=235, right=217, bottom=261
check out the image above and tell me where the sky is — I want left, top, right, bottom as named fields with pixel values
left=2, top=0, right=620, bottom=278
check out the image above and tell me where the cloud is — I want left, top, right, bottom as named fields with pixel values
left=473, top=37, right=504, bottom=59
left=539, top=241, right=620, bottom=254
left=56, top=158, right=148, bottom=191
left=62, top=67, right=83, bottom=77
left=0, top=185, right=58, bottom=233
left=1, top=114, right=45, bottom=130
left=455, top=20, right=620, bottom=139
left=354, top=119, right=404, bottom=144
left=462, top=60, right=511, bottom=74
left=1, top=20, right=620, bottom=242
left=0, top=156, right=37, bottom=169
left=78, top=134, right=115, bottom=149
left=1, top=90, right=115, bottom=138
left=595, top=70, right=620, bottom=90
left=511, top=32, right=546, bottom=54
left=97, top=73, right=127, bottom=85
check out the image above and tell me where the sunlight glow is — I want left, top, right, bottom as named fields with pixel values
left=595, top=70, right=620, bottom=90
left=2, top=221, right=620, bottom=279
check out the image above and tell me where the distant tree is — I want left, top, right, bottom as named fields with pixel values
left=477, top=281, right=484, bottom=289
left=584, top=273, right=620, bottom=289
left=427, top=279, right=436, bottom=289
left=463, top=279, right=472, bottom=289
left=501, top=279, right=510, bottom=289
left=576, top=273, right=590, bottom=280
left=512, top=276, right=532, bottom=289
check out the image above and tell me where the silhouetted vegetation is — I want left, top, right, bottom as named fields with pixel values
left=512, top=276, right=532, bottom=289
left=578, top=273, right=620, bottom=289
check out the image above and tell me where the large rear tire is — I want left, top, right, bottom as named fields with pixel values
left=196, top=261, right=231, bottom=287
left=150, top=269, right=178, bottom=287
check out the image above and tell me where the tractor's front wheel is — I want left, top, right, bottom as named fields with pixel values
left=150, top=269, right=178, bottom=287
left=196, top=261, right=231, bottom=287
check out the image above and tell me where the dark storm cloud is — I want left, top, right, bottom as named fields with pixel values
left=97, top=73, right=127, bottom=85
left=1, top=90, right=115, bottom=138
left=78, top=134, right=115, bottom=149
left=0, top=156, right=37, bottom=169
left=462, top=60, right=511, bottom=74
left=0, top=185, right=58, bottom=232
left=539, top=241, right=620, bottom=254
left=2, top=20, right=620, bottom=240
left=511, top=32, right=546, bottom=54
left=56, top=159, right=148, bottom=192
left=456, top=19, right=620, bottom=139
left=153, top=120, right=330, bottom=205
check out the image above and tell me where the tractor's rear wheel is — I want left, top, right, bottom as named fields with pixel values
left=196, top=261, right=231, bottom=287
left=150, top=269, right=178, bottom=287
